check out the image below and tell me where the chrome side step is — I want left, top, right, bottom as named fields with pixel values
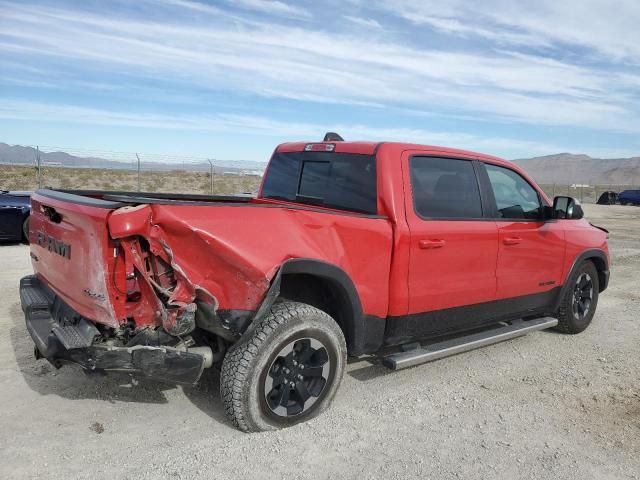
left=382, top=317, right=558, bottom=371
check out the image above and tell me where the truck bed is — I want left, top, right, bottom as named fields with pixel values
left=28, top=188, right=393, bottom=337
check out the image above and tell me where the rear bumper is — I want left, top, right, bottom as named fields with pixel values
left=19, top=275, right=208, bottom=385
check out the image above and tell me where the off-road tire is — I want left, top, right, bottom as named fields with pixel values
left=220, top=301, right=347, bottom=432
left=555, top=260, right=599, bottom=334
left=22, top=216, right=29, bottom=243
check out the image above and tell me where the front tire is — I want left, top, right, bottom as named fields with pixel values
left=220, top=301, right=347, bottom=432
left=555, top=261, right=599, bottom=334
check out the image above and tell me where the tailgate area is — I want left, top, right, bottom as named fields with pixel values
left=29, top=190, right=125, bottom=327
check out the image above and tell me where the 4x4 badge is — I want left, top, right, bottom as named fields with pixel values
left=82, top=289, right=106, bottom=302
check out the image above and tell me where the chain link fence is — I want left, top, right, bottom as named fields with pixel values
left=0, top=146, right=264, bottom=195
left=538, top=184, right=640, bottom=204
left=1, top=146, right=638, bottom=203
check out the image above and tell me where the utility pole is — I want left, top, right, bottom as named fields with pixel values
left=36, top=146, right=42, bottom=189
left=207, top=159, right=215, bottom=195
left=135, top=153, right=141, bottom=192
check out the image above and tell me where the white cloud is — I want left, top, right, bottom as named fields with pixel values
left=343, top=15, right=383, bottom=29
left=0, top=99, right=621, bottom=158
left=222, top=0, right=310, bottom=18
left=398, top=14, right=551, bottom=48
left=152, top=0, right=226, bottom=17
left=1, top=0, right=639, bottom=162
left=377, top=0, right=640, bottom=63
left=1, top=1, right=638, bottom=134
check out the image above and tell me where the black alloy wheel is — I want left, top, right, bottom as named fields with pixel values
left=572, top=273, right=594, bottom=321
left=264, top=337, right=330, bottom=417
left=555, top=261, right=599, bottom=334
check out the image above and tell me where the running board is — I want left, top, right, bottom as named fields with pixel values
left=382, top=317, right=558, bottom=371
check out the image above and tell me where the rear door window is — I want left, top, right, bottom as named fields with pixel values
left=409, top=156, right=483, bottom=219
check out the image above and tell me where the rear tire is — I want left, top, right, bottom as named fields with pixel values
left=555, top=261, right=599, bottom=334
left=22, top=216, right=29, bottom=243
left=220, top=301, right=346, bottom=432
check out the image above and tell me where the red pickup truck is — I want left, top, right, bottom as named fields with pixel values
left=20, top=135, right=610, bottom=432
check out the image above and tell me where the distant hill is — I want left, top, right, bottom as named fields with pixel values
left=513, top=153, right=640, bottom=185
left=0, top=142, right=267, bottom=174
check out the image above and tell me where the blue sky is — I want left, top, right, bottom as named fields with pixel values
left=1, top=0, right=640, bottom=162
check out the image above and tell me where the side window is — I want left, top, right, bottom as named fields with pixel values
left=485, top=164, right=542, bottom=220
left=409, top=157, right=483, bottom=219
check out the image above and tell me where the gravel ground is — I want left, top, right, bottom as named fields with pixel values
left=0, top=204, right=638, bottom=480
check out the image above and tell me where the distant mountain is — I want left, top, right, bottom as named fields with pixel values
left=0, top=143, right=110, bottom=167
left=0, top=143, right=267, bottom=174
left=512, top=153, right=640, bottom=185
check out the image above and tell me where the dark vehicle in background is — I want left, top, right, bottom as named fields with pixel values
left=618, top=189, right=640, bottom=206
left=0, top=191, right=31, bottom=242
left=596, top=191, right=618, bottom=205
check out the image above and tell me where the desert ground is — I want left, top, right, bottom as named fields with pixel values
left=0, top=204, right=638, bottom=479
left=1, top=164, right=262, bottom=195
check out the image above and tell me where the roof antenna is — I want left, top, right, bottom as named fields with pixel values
left=323, top=132, right=344, bottom=142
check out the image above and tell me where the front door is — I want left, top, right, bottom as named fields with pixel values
left=481, top=163, right=565, bottom=307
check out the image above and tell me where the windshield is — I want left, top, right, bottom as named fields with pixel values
left=261, top=151, right=377, bottom=214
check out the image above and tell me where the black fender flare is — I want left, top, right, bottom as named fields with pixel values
left=253, top=258, right=384, bottom=356
left=552, top=248, right=610, bottom=311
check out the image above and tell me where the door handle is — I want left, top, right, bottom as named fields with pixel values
left=419, top=239, right=446, bottom=249
left=503, top=236, right=522, bottom=246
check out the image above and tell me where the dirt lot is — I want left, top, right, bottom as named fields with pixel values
left=0, top=164, right=261, bottom=195
left=0, top=204, right=638, bottom=480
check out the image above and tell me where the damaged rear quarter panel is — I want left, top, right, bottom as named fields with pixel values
left=108, top=203, right=393, bottom=323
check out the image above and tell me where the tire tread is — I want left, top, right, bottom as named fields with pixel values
left=555, top=260, right=599, bottom=334
left=220, top=301, right=344, bottom=432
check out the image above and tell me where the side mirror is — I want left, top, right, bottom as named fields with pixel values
left=553, top=196, right=583, bottom=220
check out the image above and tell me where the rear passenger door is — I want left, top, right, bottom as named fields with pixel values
left=404, top=155, right=498, bottom=321
left=480, top=163, right=565, bottom=305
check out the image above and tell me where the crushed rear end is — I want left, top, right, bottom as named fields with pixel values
left=20, top=190, right=225, bottom=384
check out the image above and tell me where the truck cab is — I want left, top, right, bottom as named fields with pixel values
left=20, top=136, right=610, bottom=432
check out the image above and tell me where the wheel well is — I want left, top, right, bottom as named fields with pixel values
left=278, top=273, right=353, bottom=347
left=584, top=256, right=607, bottom=292
left=22, top=214, right=30, bottom=242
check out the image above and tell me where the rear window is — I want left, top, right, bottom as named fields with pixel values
left=409, top=156, right=482, bottom=219
left=261, top=152, right=377, bottom=214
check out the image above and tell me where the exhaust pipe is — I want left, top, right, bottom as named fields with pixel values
left=188, top=346, right=214, bottom=369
